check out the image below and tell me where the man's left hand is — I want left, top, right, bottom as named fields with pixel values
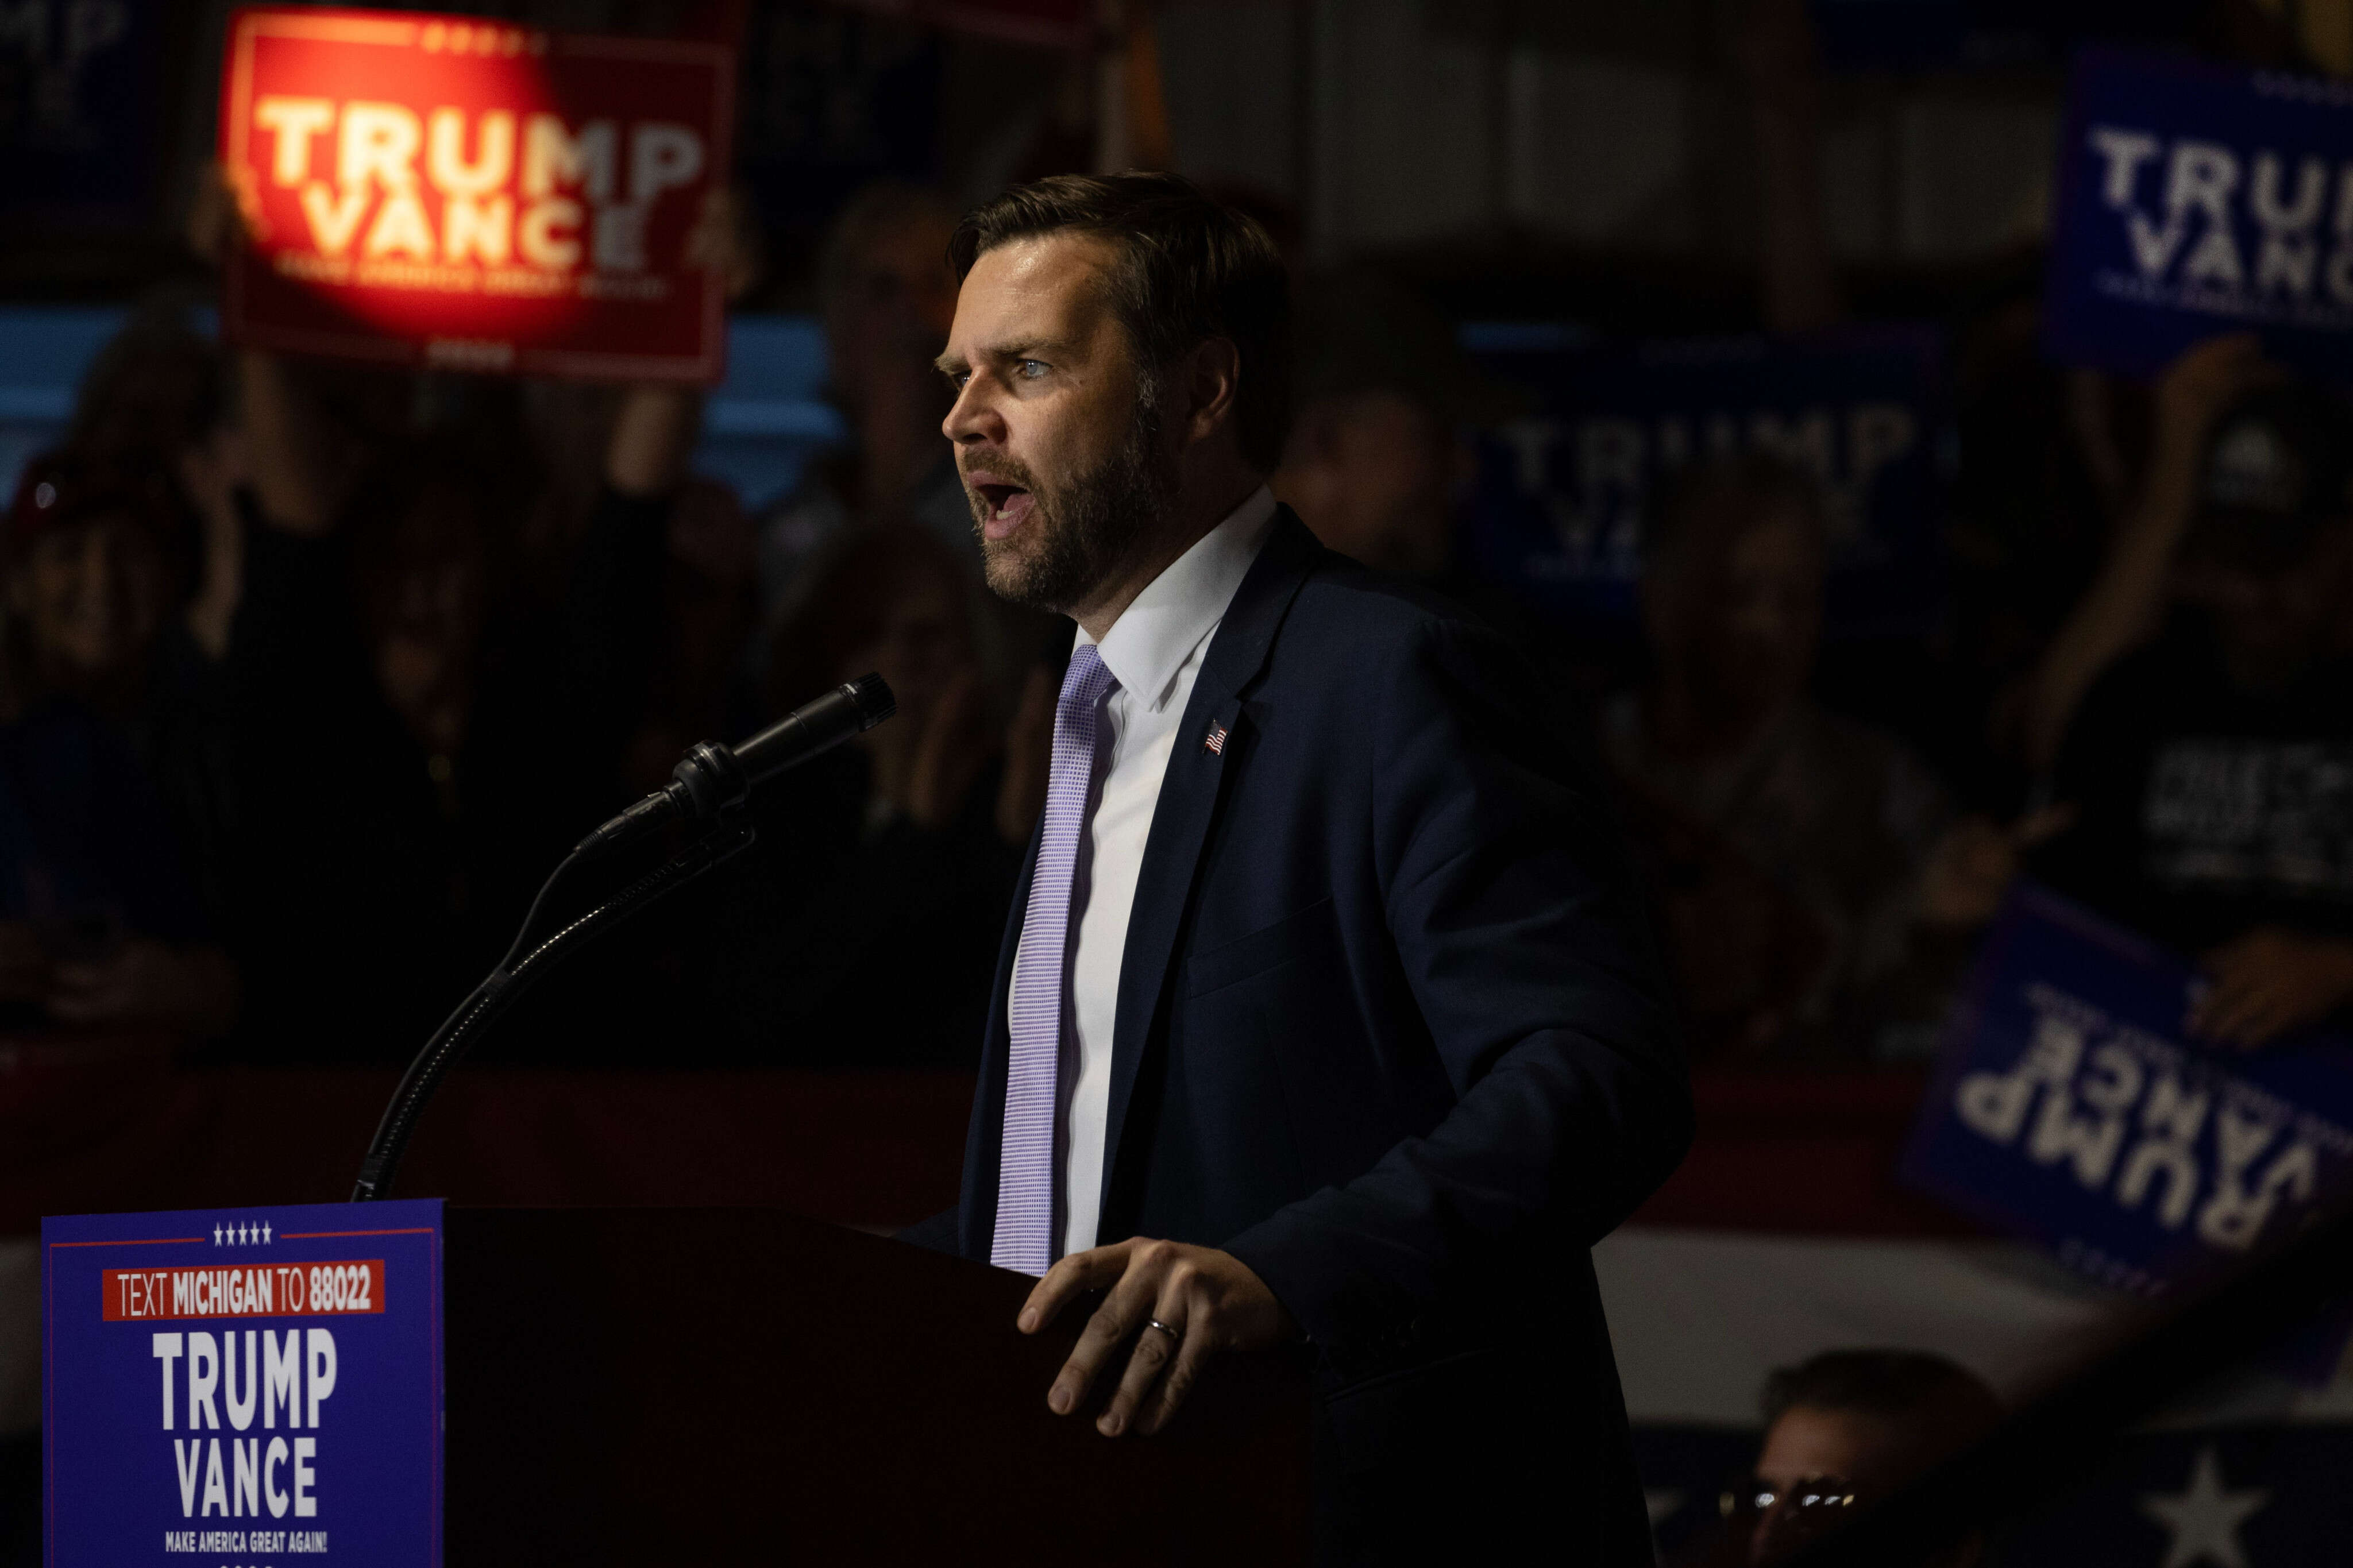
left=2190, top=927, right=2353, bottom=1048
left=1020, top=1238, right=1296, bottom=1438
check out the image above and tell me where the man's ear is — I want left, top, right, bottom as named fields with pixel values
left=1179, top=337, right=1243, bottom=447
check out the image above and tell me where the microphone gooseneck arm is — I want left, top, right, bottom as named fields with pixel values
left=350, top=674, right=896, bottom=1203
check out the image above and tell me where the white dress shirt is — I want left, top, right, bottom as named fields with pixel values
left=1012, top=485, right=1278, bottom=1260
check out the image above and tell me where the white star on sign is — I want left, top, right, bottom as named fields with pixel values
left=260, top=1221, right=271, bottom=1243
left=213, top=1225, right=223, bottom=1246
left=2141, top=1446, right=2269, bottom=1568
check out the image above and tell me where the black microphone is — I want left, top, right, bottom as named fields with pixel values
left=578, top=674, right=895, bottom=853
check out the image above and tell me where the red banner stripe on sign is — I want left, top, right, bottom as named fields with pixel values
left=101, top=1261, right=388, bottom=1322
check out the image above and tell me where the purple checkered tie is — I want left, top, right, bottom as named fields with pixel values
left=992, top=643, right=1120, bottom=1275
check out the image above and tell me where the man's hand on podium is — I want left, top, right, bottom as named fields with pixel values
left=1020, top=1238, right=1298, bottom=1438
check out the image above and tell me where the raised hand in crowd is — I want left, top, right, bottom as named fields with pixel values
left=606, top=185, right=765, bottom=498
left=46, top=938, right=240, bottom=1038
left=2188, top=928, right=2353, bottom=1050
left=187, top=159, right=346, bottom=539
left=175, top=422, right=249, bottom=661
left=0, top=917, right=236, bottom=1039
left=2018, top=334, right=2276, bottom=773
left=1913, top=804, right=2076, bottom=931
left=1736, top=0, right=1841, bottom=337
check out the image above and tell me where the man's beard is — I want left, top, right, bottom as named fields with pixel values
left=965, top=399, right=1180, bottom=614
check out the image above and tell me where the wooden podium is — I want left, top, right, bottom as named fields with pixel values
left=441, top=1208, right=1313, bottom=1563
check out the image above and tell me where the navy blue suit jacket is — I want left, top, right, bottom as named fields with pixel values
left=908, top=510, right=1689, bottom=1561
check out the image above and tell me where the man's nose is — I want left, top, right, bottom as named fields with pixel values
left=942, top=378, right=1002, bottom=446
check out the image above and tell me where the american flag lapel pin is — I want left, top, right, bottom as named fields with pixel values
left=1202, top=720, right=1228, bottom=756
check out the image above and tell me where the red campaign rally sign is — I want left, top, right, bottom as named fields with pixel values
left=219, top=7, right=734, bottom=383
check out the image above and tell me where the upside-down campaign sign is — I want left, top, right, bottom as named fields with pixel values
left=1902, top=886, right=2353, bottom=1299
left=1462, top=326, right=1947, bottom=638
left=2047, top=49, right=2353, bottom=378
left=45, top=1200, right=444, bottom=1566
left=220, top=8, right=732, bottom=383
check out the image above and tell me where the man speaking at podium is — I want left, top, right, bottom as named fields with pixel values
left=904, top=172, right=1691, bottom=1561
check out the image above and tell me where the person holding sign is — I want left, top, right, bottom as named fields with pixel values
left=903, top=173, right=1688, bottom=1562
left=187, top=165, right=766, bottom=1063
left=2030, top=345, right=2353, bottom=1048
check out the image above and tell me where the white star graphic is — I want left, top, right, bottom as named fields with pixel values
left=260, top=1221, right=271, bottom=1243
left=2141, top=1446, right=2269, bottom=1568
left=213, top=1224, right=222, bottom=1246
left=238, top=1223, right=250, bottom=1245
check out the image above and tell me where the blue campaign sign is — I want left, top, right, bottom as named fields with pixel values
left=2046, top=48, right=2353, bottom=379
left=1902, top=885, right=2353, bottom=1298
left=44, top=1199, right=444, bottom=1567
left=1461, top=326, right=1948, bottom=638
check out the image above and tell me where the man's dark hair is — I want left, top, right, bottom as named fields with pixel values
left=1761, top=1349, right=2000, bottom=1431
left=949, top=172, right=1292, bottom=472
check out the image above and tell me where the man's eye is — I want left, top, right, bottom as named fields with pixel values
left=1017, top=359, right=1048, bottom=379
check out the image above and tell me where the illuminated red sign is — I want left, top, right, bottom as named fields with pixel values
left=219, top=7, right=734, bottom=383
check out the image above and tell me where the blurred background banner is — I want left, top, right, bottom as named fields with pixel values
left=2045, top=47, right=2353, bottom=378
left=219, top=7, right=734, bottom=381
left=1904, top=882, right=2353, bottom=1295
left=1462, top=325, right=1947, bottom=639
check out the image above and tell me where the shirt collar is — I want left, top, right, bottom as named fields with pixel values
left=1079, top=485, right=1277, bottom=713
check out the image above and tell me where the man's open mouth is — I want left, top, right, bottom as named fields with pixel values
left=968, top=473, right=1036, bottom=539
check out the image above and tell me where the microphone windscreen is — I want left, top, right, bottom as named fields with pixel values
left=846, top=672, right=895, bottom=731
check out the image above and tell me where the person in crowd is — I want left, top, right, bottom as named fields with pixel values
left=2015, top=334, right=2270, bottom=776
left=1943, top=292, right=2143, bottom=809
left=1604, top=453, right=2025, bottom=1063
left=2028, top=361, right=2353, bottom=1048
left=614, top=477, right=762, bottom=797
left=756, top=181, right=1039, bottom=707
left=51, top=301, right=250, bottom=924
left=196, top=168, right=759, bottom=1063
left=0, top=454, right=237, bottom=1038
left=1698, top=1349, right=2000, bottom=1566
left=623, top=524, right=1047, bottom=1068
left=757, top=183, right=969, bottom=609
left=1274, top=269, right=1471, bottom=582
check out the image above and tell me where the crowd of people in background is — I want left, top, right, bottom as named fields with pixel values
left=5, top=141, right=2352, bottom=1080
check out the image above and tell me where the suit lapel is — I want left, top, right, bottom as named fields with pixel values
left=1097, top=509, right=1323, bottom=1224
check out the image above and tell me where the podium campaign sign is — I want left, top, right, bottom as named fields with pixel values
left=1901, top=886, right=2353, bottom=1298
left=2046, top=48, right=2353, bottom=379
left=44, top=1199, right=444, bottom=1566
left=219, top=8, right=732, bottom=383
left=1462, top=326, right=1947, bottom=638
